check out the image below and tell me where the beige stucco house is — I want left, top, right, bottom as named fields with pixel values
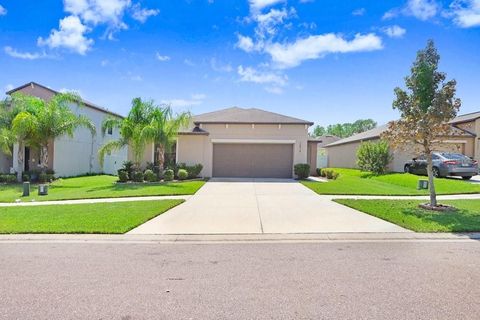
left=176, top=107, right=314, bottom=178
left=0, top=82, right=140, bottom=177
left=324, top=112, right=479, bottom=172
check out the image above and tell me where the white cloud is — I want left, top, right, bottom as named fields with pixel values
left=161, top=93, right=206, bottom=108
left=352, top=8, right=366, bottom=16
left=4, top=46, right=49, bottom=60
left=264, top=33, right=383, bottom=69
left=4, top=84, right=14, bottom=92
left=237, top=65, right=287, bottom=86
left=38, top=15, right=93, bottom=55
left=210, top=57, right=233, bottom=72
left=101, top=59, right=109, bottom=66
left=254, top=7, right=296, bottom=38
left=156, top=52, right=170, bottom=61
left=382, top=25, right=407, bottom=38
left=131, top=3, right=159, bottom=23
left=450, top=0, right=480, bottom=27
left=0, top=5, right=7, bottom=16
left=249, top=0, right=284, bottom=12
left=406, top=0, right=438, bottom=20
left=236, top=34, right=256, bottom=52
left=383, top=0, right=438, bottom=21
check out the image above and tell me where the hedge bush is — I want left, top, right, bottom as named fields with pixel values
left=132, top=171, right=144, bottom=182
left=177, top=163, right=203, bottom=179
left=356, top=140, right=392, bottom=175
left=164, top=169, right=174, bottom=181
left=144, top=169, right=157, bottom=182
left=118, top=170, right=129, bottom=182
left=294, top=163, right=310, bottom=179
left=177, top=169, right=188, bottom=180
left=0, top=174, right=17, bottom=183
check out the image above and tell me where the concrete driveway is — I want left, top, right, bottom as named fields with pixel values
left=128, top=179, right=408, bottom=234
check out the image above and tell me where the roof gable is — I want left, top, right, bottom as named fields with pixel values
left=6, top=82, right=123, bottom=118
left=193, top=107, right=313, bottom=125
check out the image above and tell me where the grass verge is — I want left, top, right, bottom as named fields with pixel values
left=0, top=200, right=183, bottom=234
left=334, top=199, right=480, bottom=232
left=302, top=168, right=480, bottom=195
left=0, top=175, right=205, bottom=203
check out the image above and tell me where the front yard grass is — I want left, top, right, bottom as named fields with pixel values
left=0, top=175, right=206, bottom=203
left=302, top=168, right=480, bottom=195
left=335, top=199, right=480, bottom=232
left=0, top=200, right=183, bottom=234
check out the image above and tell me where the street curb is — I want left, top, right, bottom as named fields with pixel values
left=1, top=232, right=479, bottom=243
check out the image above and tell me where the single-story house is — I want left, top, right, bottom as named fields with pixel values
left=306, top=135, right=340, bottom=175
left=324, top=112, right=480, bottom=172
left=176, top=107, right=315, bottom=178
left=0, top=82, right=153, bottom=177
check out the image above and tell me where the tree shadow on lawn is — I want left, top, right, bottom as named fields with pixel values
left=401, top=207, right=480, bottom=232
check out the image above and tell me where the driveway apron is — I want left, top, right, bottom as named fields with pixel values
left=128, top=178, right=409, bottom=234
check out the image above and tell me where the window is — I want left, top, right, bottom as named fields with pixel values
left=107, top=127, right=113, bottom=135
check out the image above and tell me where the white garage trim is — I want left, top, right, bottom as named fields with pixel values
left=211, top=139, right=296, bottom=144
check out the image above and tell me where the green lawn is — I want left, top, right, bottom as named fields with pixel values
left=302, top=168, right=480, bottom=195
left=0, top=200, right=183, bottom=234
left=335, top=199, right=480, bottom=232
left=0, top=175, right=206, bottom=203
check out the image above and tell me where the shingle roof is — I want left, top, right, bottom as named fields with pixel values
left=325, top=121, right=476, bottom=148
left=450, top=111, right=480, bottom=124
left=6, top=82, right=124, bottom=118
left=193, top=107, right=313, bottom=125
left=325, top=124, right=389, bottom=147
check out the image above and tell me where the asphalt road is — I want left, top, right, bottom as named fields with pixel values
left=1, top=241, right=480, bottom=319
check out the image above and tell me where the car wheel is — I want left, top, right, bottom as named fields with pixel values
left=462, top=176, right=472, bottom=180
left=404, top=165, right=411, bottom=173
left=432, top=167, right=441, bottom=178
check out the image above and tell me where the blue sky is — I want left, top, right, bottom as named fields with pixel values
left=0, top=0, right=479, bottom=127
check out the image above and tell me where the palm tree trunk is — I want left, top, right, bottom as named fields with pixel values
left=157, top=145, right=165, bottom=170
left=426, top=152, right=437, bottom=207
left=40, top=143, right=49, bottom=174
left=16, top=141, right=24, bottom=182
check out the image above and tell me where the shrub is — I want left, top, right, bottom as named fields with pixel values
left=0, top=174, right=17, bottom=183
left=38, top=172, right=49, bottom=183
left=177, top=169, right=188, bottom=180
left=132, top=171, right=144, bottom=182
left=118, top=170, right=129, bottom=182
left=22, top=174, right=30, bottom=182
left=331, top=171, right=340, bottom=180
left=164, top=169, right=174, bottom=181
left=294, top=163, right=310, bottom=179
left=144, top=169, right=157, bottom=182
left=177, top=163, right=203, bottom=179
left=317, top=168, right=327, bottom=177
left=356, top=140, right=393, bottom=175
left=122, top=161, right=135, bottom=177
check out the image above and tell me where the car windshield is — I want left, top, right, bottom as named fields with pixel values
left=439, top=153, right=470, bottom=160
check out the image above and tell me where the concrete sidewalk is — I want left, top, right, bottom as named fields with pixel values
left=326, top=194, right=480, bottom=200
left=1, top=232, right=479, bottom=243
left=0, top=195, right=191, bottom=207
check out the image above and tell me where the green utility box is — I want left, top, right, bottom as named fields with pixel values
left=22, top=182, right=30, bottom=197
left=417, top=179, right=429, bottom=190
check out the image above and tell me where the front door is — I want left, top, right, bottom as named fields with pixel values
left=24, top=147, right=30, bottom=171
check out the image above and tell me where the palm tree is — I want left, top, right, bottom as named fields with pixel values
left=1, top=93, right=45, bottom=181
left=11, top=92, right=96, bottom=175
left=99, top=98, right=155, bottom=167
left=143, top=105, right=191, bottom=170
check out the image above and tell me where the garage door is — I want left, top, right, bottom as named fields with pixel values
left=213, top=143, right=293, bottom=178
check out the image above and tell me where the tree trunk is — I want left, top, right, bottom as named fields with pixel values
left=157, top=145, right=165, bottom=170
left=16, top=141, right=24, bottom=183
left=426, top=152, right=437, bottom=207
left=40, top=144, right=49, bottom=174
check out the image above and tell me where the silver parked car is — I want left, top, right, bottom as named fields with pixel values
left=404, top=152, right=479, bottom=180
